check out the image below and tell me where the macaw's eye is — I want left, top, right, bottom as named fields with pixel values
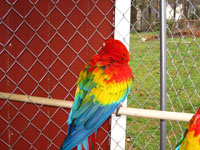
left=123, top=53, right=127, bottom=56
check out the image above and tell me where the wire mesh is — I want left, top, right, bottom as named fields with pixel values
left=0, top=0, right=114, bottom=149
left=0, top=0, right=200, bottom=150
left=128, top=0, right=200, bottom=149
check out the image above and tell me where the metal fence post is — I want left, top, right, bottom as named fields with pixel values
left=160, top=0, right=167, bottom=150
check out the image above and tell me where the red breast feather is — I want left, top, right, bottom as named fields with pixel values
left=189, top=108, right=200, bottom=137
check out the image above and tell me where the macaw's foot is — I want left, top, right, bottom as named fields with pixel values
left=114, top=104, right=123, bottom=117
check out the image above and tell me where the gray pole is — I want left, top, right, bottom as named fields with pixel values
left=160, top=0, right=167, bottom=150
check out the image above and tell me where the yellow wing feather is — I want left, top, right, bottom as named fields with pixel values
left=179, top=131, right=200, bottom=150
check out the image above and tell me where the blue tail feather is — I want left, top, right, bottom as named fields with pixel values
left=82, top=139, right=89, bottom=150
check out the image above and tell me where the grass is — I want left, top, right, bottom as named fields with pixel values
left=126, top=32, right=200, bottom=149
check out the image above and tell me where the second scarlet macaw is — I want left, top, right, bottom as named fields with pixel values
left=60, top=39, right=133, bottom=150
left=176, top=108, right=200, bottom=150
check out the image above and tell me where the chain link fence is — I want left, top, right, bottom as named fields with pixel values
left=0, top=0, right=114, bottom=149
left=127, top=0, right=200, bottom=149
left=0, top=0, right=200, bottom=150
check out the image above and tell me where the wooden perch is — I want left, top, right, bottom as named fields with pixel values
left=118, top=107, right=193, bottom=122
left=0, top=92, right=73, bottom=108
left=0, top=92, right=193, bottom=122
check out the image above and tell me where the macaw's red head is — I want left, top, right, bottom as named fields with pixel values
left=98, top=39, right=130, bottom=64
left=189, top=108, right=200, bottom=137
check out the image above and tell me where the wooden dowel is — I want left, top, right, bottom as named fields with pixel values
left=0, top=92, right=193, bottom=122
left=0, top=92, right=73, bottom=108
left=118, top=107, right=193, bottom=122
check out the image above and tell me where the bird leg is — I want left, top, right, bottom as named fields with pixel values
left=114, top=104, right=123, bottom=117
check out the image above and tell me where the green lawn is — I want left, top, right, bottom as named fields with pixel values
left=126, top=32, right=200, bottom=149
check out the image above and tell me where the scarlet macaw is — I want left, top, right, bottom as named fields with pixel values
left=176, top=108, right=200, bottom=150
left=60, top=39, right=133, bottom=150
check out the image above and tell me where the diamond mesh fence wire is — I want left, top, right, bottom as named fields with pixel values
left=0, top=0, right=200, bottom=150
left=127, top=0, right=200, bottom=149
left=0, top=0, right=115, bottom=149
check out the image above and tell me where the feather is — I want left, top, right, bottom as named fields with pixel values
left=176, top=108, right=200, bottom=150
left=60, top=39, right=133, bottom=150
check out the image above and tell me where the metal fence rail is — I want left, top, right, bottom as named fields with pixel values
left=0, top=0, right=200, bottom=150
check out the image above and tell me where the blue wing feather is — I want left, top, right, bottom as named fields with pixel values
left=61, top=65, right=132, bottom=150
left=61, top=103, right=121, bottom=149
